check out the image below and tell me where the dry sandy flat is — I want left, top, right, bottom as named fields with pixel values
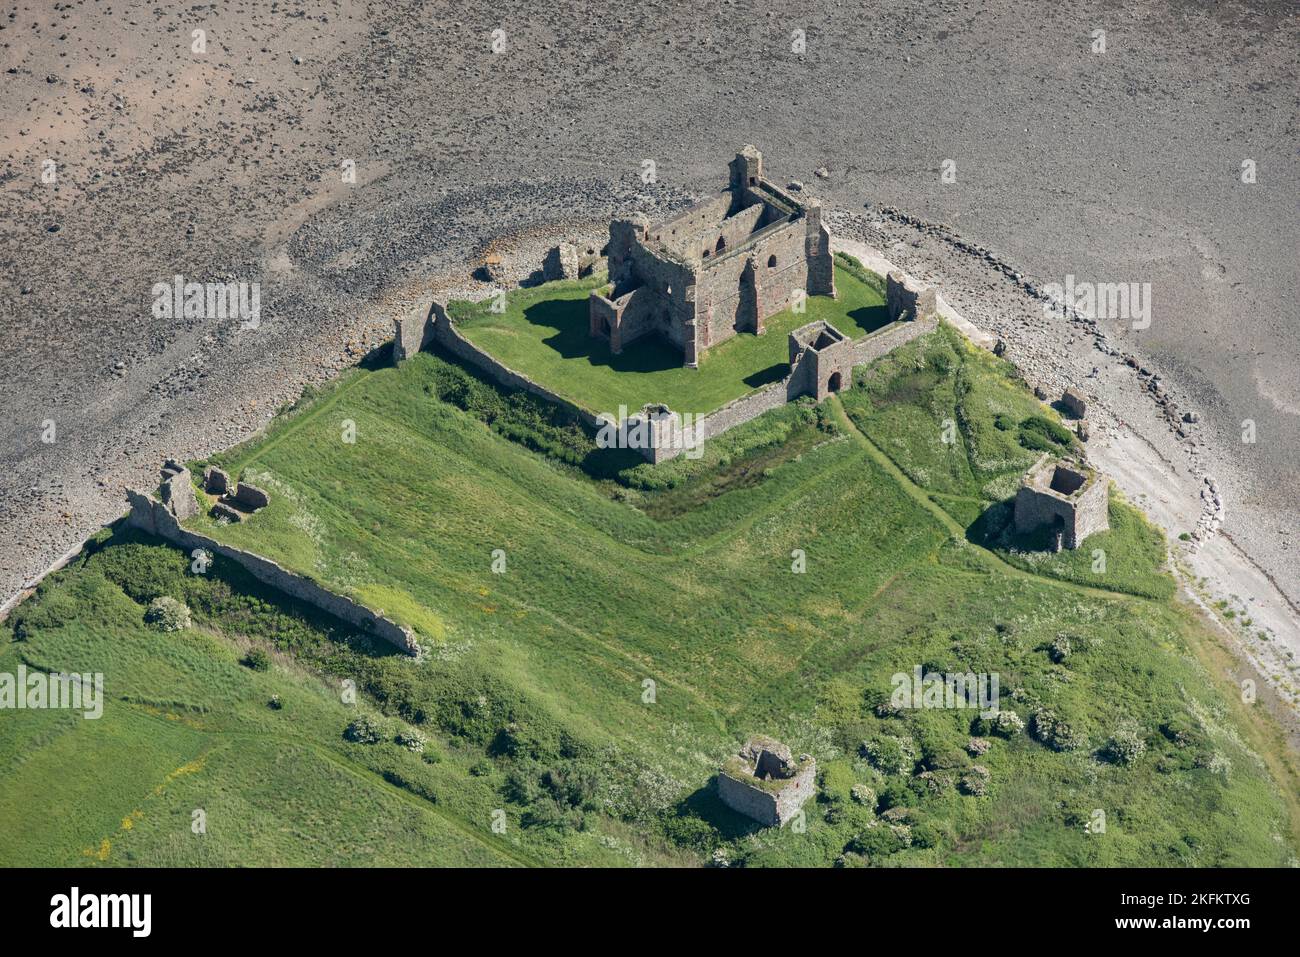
left=1, top=2, right=1296, bottom=703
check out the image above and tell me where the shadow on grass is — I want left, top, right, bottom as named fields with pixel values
left=744, top=362, right=789, bottom=389
left=847, top=303, right=891, bottom=335
left=967, top=498, right=1069, bottom=556
left=579, top=445, right=646, bottom=480
left=671, top=778, right=765, bottom=841
left=522, top=298, right=684, bottom=373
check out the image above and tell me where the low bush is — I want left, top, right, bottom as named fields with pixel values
left=345, top=714, right=386, bottom=744
left=144, top=596, right=191, bottom=631
left=241, top=648, right=271, bottom=671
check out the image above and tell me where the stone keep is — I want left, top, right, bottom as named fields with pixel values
left=1013, top=455, right=1109, bottom=550
left=589, top=146, right=836, bottom=367
left=717, top=735, right=816, bottom=827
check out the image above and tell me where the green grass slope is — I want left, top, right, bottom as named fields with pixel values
left=4, top=311, right=1297, bottom=868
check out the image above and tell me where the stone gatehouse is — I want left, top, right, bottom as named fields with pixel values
left=589, top=146, right=836, bottom=367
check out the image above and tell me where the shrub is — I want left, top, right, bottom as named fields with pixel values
left=1049, top=634, right=1072, bottom=663
left=396, top=727, right=427, bottom=753
left=861, top=735, right=915, bottom=775
left=960, top=765, right=990, bottom=796
left=241, top=648, right=271, bottom=671
left=910, top=820, right=942, bottom=849
left=345, top=714, right=385, bottom=744
left=662, top=814, right=719, bottom=852
left=819, top=761, right=857, bottom=803
left=1031, top=709, right=1084, bottom=752
left=845, top=820, right=911, bottom=858
left=966, top=736, right=991, bottom=756
left=98, top=542, right=189, bottom=604
left=975, top=710, right=1024, bottom=737
left=144, top=596, right=191, bottom=631
left=268, top=694, right=283, bottom=710
left=850, top=784, right=877, bottom=808
left=1105, top=724, right=1148, bottom=765
left=1160, top=713, right=1202, bottom=749
left=1018, top=415, right=1074, bottom=452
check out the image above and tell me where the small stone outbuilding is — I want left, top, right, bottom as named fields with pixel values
left=717, top=735, right=816, bottom=827
left=1013, top=455, right=1109, bottom=550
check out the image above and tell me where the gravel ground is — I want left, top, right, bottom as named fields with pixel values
left=1, top=0, right=1296, bottom=698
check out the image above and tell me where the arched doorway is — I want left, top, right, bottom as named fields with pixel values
left=828, top=372, right=843, bottom=393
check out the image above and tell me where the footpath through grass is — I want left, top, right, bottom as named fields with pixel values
left=452, top=255, right=888, bottom=416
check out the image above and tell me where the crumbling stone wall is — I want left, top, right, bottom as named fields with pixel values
left=707, top=204, right=766, bottom=255
left=850, top=314, right=938, bottom=365
left=803, top=202, right=835, bottom=297
left=429, top=301, right=600, bottom=428
left=125, top=488, right=419, bottom=655
left=695, top=218, right=809, bottom=345
left=613, top=404, right=705, bottom=465
left=158, top=460, right=198, bottom=521
left=1013, top=455, right=1110, bottom=549
left=542, top=242, right=580, bottom=282
left=649, top=194, right=732, bottom=248
left=886, top=271, right=938, bottom=323
left=589, top=283, right=662, bottom=354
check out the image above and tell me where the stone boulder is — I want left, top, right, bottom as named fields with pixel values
left=159, top=464, right=198, bottom=521
left=234, top=482, right=270, bottom=510
left=1061, top=388, right=1087, bottom=419
left=203, top=465, right=230, bottom=495
left=211, top=501, right=244, bottom=523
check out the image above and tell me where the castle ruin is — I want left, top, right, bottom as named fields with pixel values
left=717, top=735, right=817, bottom=827
left=589, top=146, right=836, bottom=367
left=1013, top=455, right=1109, bottom=550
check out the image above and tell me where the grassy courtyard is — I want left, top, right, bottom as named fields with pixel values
left=451, top=254, right=889, bottom=416
left=5, top=321, right=1298, bottom=867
